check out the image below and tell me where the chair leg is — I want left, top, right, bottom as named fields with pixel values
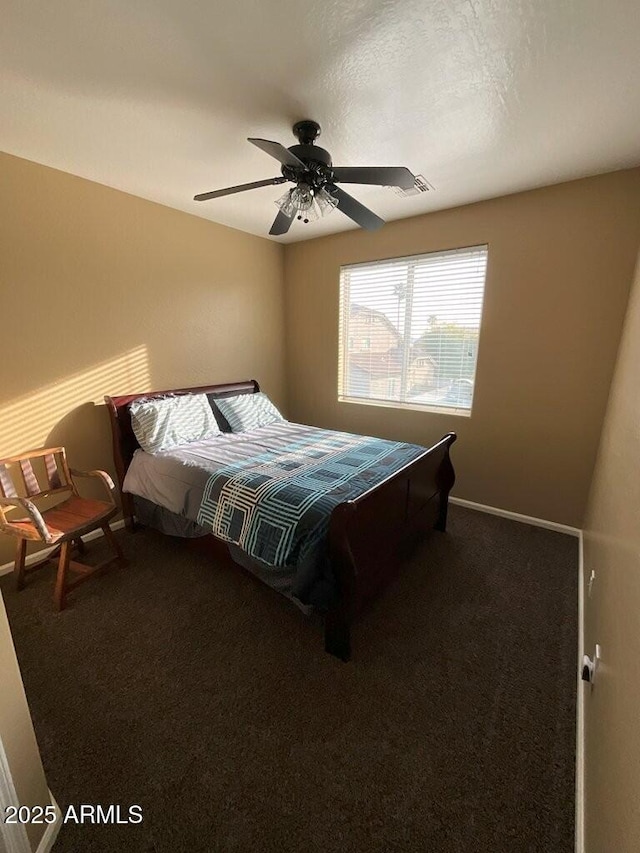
left=74, top=536, right=86, bottom=556
left=101, top=523, right=125, bottom=563
left=15, top=539, right=27, bottom=591
left=54, top=541, right=71, bottom=612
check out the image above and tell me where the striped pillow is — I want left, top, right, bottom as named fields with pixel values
left=214, top=392, right=284, bottom=433
left=130, top=394, right=220, bottom=453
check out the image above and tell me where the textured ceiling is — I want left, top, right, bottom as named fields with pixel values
left=2, top=0, right=640, bottom=243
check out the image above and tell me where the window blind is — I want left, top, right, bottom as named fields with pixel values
left=338, top=245, right=488, bottom=415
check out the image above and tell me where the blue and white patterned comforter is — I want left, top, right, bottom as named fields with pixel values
left=124, top=421, right=428, bottom=608
left=196, top=424, right=427, bottom=605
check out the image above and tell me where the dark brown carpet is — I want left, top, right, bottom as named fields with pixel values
left=1, top=505, right=577, bottom=853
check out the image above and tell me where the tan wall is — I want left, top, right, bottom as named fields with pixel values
left=0, top=152, right=285, bottom=566
left=0, top=593, right=51, bottom=851
left=283, top=169, right=640, bottom=527
left=582, top=251, right=640, bottom=852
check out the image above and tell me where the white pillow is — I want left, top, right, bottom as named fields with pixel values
left=214, top=392, right=284, bottom=433
left=130, top=394, right=220, bottom=453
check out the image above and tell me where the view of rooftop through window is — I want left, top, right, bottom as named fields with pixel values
left=338, top=245, right=488, bottom=414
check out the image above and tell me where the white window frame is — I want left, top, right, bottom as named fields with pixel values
left=338, top=245, right=488, bottom=417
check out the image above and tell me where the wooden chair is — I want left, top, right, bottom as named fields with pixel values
left=0, top=447, right=126, bottom=610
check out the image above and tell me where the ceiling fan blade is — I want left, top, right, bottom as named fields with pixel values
left=194, top=176, right=287, bottom=202
left=332, top=166, right=416, bottom=189
left=248, top=138, right=306, bottom=169
left=269, top=209, right=295, bottom=236
left=327, top=184, right=385, bottom=231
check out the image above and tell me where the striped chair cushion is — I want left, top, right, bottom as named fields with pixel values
left=214, top=392, right=284, bottom=433
left=130, top=394, right=220, bottom=454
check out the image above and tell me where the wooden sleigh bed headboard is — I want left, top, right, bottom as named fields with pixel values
left=104, top=378, right=259, bottom=527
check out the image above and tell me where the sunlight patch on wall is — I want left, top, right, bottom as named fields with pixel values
left=0, top=346, right=150, bottom=457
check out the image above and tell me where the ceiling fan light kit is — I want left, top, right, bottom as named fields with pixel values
left=194, top=120, right=417, bottom=236
left=275, top=184, right=338, bottom=223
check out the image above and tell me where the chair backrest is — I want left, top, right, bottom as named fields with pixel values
left=0, top=447, right=76, bottom=502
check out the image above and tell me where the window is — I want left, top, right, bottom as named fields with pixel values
left=338, top=245, right=488, bottom=415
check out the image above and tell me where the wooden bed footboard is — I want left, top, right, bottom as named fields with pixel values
left=325, top=432, right=457, bottom=662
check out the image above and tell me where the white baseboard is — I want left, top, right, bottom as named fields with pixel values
left=575, top=532, right=585, bottom=853
left=34, top=793, right=61, bottom=853
left=449, top=496, right=581, bottom=537
left=0, top=519, right=127, bottom=578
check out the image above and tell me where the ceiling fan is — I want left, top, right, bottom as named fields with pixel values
left=193, top=120, right=416, bottom=236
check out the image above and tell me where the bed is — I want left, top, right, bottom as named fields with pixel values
left=105, top=380, right=456, bottom=661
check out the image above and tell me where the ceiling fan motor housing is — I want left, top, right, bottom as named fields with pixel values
left=287, top=144, right=332, bottom=167
left=282, top=154, right=334, bottom=189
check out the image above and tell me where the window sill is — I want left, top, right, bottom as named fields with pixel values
left=338, top=396, right=472, bottom=418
